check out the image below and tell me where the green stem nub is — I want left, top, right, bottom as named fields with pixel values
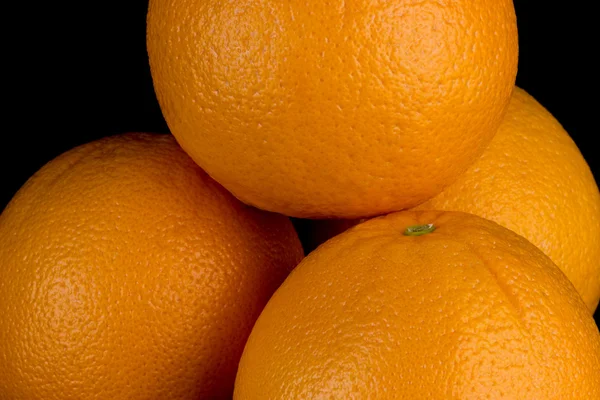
left=403, top=224, right=436, bottom=236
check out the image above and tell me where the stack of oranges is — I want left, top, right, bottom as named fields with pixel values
left=1, top=1, right=599, bottom=399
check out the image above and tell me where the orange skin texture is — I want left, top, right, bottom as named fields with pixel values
left=235, top=211, right=600, bottom=399
left=300, top=87, right=600, bottom=312
left=147, top=0, right=519, bottom=218
left=0, top=133, right=303, bottom=400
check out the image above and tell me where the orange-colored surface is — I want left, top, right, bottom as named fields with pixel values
left=0, top=133, right=303, bottom=399
left=147, top=0, right=519, bottom=218
left=300, top=87, right=600, bottom=312
left=235, top=211, right=600, bottom=399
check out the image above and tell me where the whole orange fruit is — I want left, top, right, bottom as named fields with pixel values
left=0, top=133, right=303, bottom=400
left=299, top=87, right=600, bottom=312
left=235, top=211, right=600, bottom=399
left=147, top=0, right=519, bottom=218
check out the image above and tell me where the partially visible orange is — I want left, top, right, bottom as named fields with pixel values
left=147, top=0, right=519, bottom=218
left=235, top=211, right=600, bottom=399
left=300, top=87, right=600, bottom=312
left=0, top=133, right=303, bottom=399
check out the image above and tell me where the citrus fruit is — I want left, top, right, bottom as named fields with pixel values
left=0, top=133, right=303, bottom=399
left=235, top=211, right=600, bottom=399
left=297, top=87, right=600, bottom=312
left=147, top=0, right=519, bottom=218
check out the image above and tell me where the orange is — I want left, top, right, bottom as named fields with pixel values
left=0, top=133, right=303, bottom=399
left=300, top=87, right=600, bottom=312
left=146, top=0, right=519, bottom=218
left=235, top=211, right=600, bottom=399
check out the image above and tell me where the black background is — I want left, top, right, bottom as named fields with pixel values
left=3, top=1, right=598, bottom=325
